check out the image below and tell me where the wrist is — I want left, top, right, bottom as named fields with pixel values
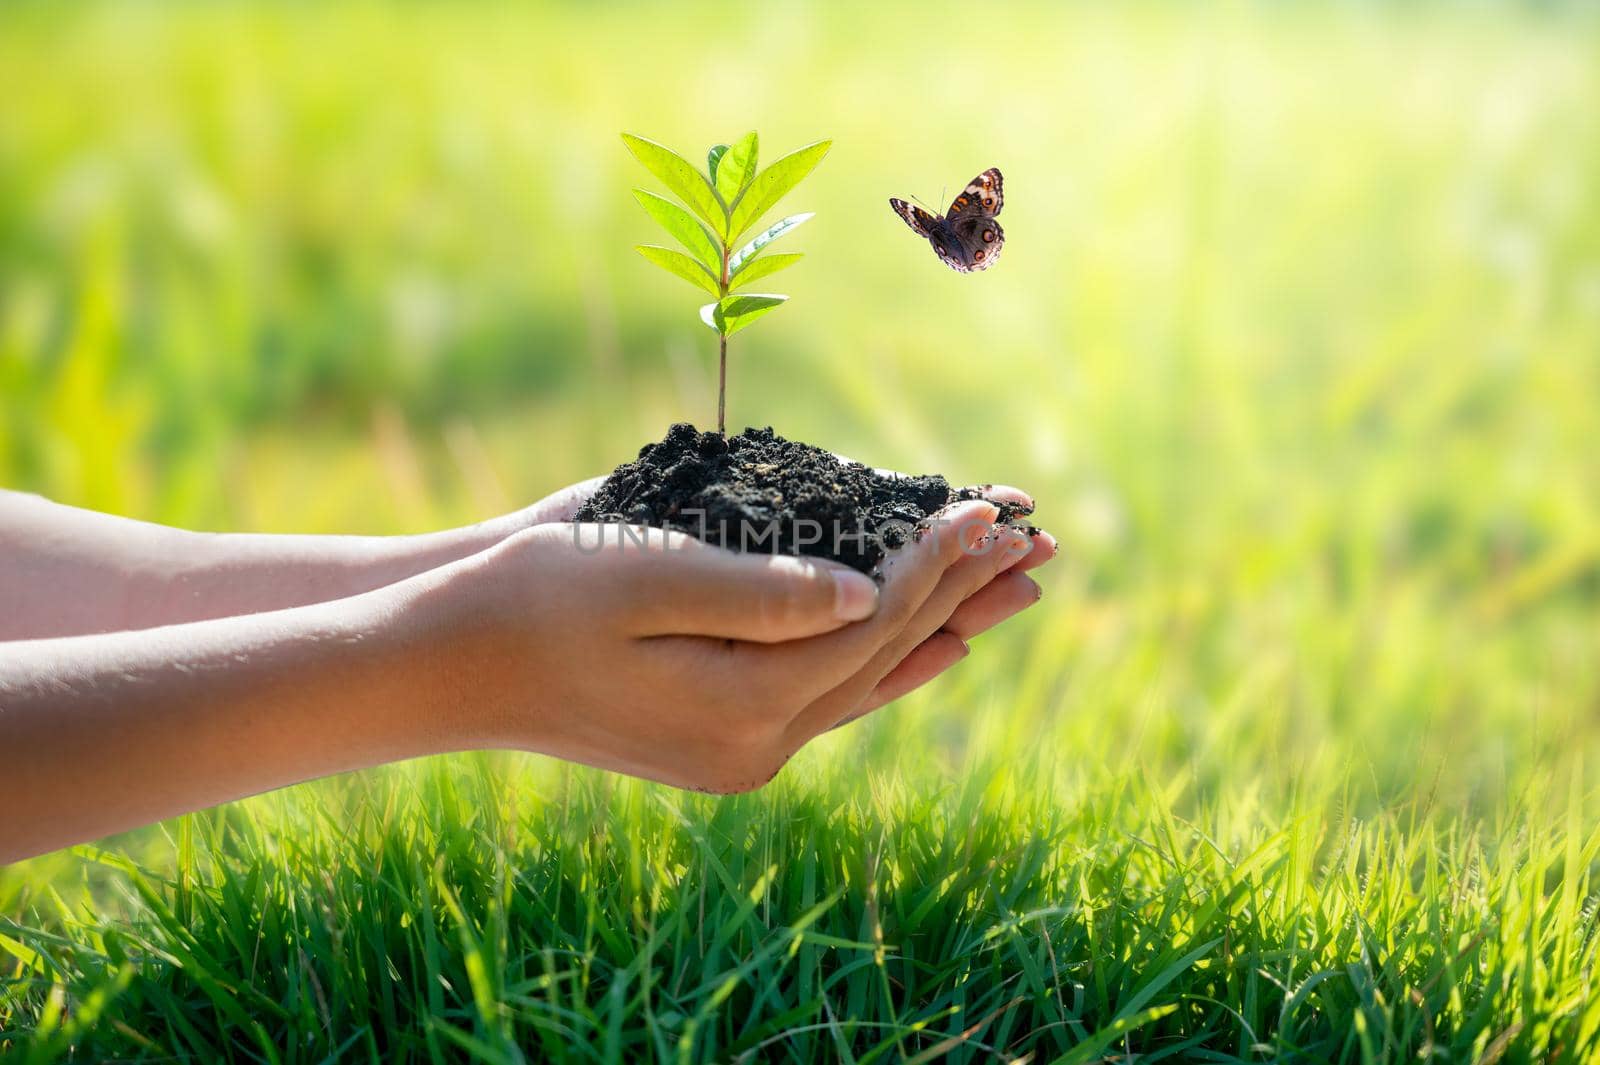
left=374, top=535, right=544, bottom=753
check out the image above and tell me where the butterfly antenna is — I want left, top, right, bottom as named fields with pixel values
left=910, top=186, right=946, bottom=213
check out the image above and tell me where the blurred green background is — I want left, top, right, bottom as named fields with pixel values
left=4, top=0, right=1597, bottom=791
left=4, top=0, right=1600, bottom=1058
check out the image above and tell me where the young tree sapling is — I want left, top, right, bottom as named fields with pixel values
left=622, top=131, right=830, bottom=435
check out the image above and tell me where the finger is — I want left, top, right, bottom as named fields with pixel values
left=888, top=525, right=1035, bottom=655
left=1011, top=529, right=1057, bottom=574
left=836, top=563, right=1041, bottom=725
left=875, top=476, right=1033, bottom=516
left=868, top=498, right=1005, bottom=626
left=854, top=524, right=1033, bottom=683
left=829, top=452, right=1035, bottom=515
left=956, top=483, right=1034, bottom=514
left=781, top=499, right=1001, bottom=687
left=835, top=632, right=970, bottom=726
left=788, top=521, right=1032, bottom=738
left=603, top=529, right=881, bottom=643
left=941, top=570, right=1042, bottom=640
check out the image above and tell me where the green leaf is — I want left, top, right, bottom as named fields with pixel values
left=707, top=143, right=729, bottom=180
left=729, top=252, right=802, bottom=290
left=632, top=190, right=722, bottom=277
left=636, top=245, right=720, bottom=297
left=1049, top=1005, right=1179, bottom=1065
left=714, top=131, right=759, bottom=207
left=728, top=139, right=831, bottom=240
left=729, top=212, right=812, bottom=274
left=621, top=133, right=727, bottom=238
left=1048, top=937, right=1219, bottom=1065
left=700, top=293, right=788, bottom=337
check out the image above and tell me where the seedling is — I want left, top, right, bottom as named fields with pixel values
left=623, top=131, right=831, bottom=435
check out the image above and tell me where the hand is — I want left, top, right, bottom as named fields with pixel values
left=505, top=469, right=1055, bottom=716
left=413, top=496, right=1056, bottom=793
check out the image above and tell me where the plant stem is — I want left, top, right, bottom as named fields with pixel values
left=717, top=332, right=727, bottom=436
left=718, top=239, right=731, bottom=436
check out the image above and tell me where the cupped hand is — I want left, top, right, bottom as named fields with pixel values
left=419, top=492, right=1056, bottom=793
left=507, top=468, right=1054, bottom=719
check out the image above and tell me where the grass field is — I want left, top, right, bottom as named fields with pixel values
left=4, top=1, right=1600, bottom=1060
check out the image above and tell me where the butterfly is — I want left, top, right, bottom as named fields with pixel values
left=889, top=167, right=1004, bottom=273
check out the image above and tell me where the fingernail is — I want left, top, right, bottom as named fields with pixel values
left=959, top=485, right=1034, bottom=516
left=832, top=569, right=879, bottom=621
left=1004, top=492, right=1037, bottom=516
left=954, top=503, right=1001, bottom=548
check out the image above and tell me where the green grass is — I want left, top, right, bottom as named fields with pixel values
left=4, top=0, right=1600, bottom=1060
left=7, top=757, right=1600, bottom=1062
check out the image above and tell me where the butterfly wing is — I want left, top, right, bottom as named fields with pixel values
left=946, top=168, right=1003, bottom=219
left=946, top=213, right=1003, bottom=272
left=889, top=198, right=939, bottom=238
left=934, top=167, right=1004, bottom=271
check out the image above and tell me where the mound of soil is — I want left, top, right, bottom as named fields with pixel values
left=573, top=423, right=1035, bottom=575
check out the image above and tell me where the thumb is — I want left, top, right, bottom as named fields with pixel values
left=622, top=534, right=881, bottom=643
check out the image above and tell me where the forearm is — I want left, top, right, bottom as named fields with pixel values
left=0, top=573, right=471, bottom=864
left=0, top=489, right=534, bottom=638
left=135, top=520, right=524, bottom=629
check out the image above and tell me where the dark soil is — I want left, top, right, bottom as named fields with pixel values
left=573, top=424, right=1036, bottom=575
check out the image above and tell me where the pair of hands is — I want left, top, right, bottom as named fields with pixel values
left=0, top=471, right=1053, bottom=861
left=417, top=479, right=1055, bottom=793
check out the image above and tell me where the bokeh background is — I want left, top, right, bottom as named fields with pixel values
left=4, top=1, right=1600, bottom=1059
